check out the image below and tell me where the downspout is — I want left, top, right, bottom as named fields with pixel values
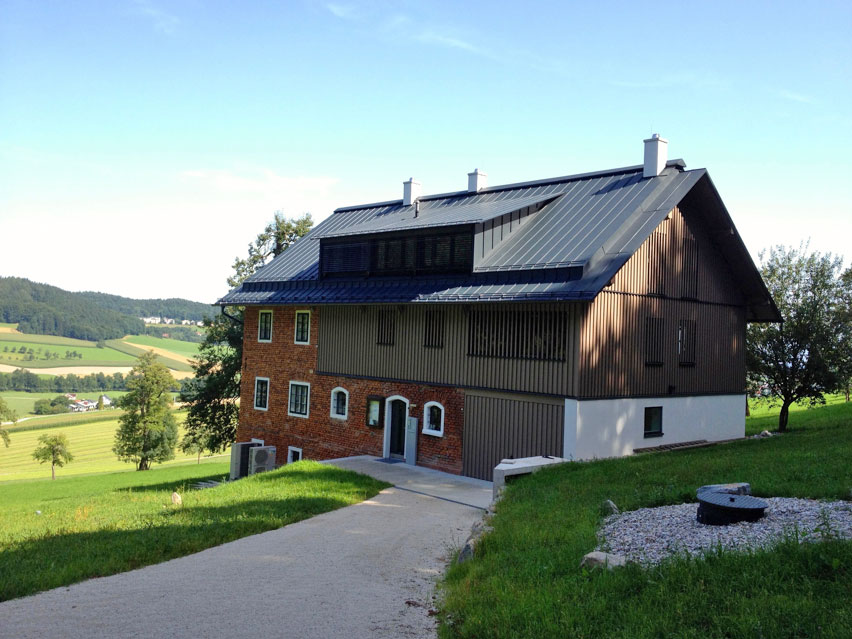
left=220, top=305, right=243, bottom=325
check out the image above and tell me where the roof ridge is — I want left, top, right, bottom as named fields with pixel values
left=334, top=159, right=688, bottom=213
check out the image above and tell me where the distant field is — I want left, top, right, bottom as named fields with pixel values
left=106, top=340, right=193, bottom=372
left=0, top=391, right=130, bottom=417
left=0, top=412, right=222, bottom=482
left=0, top=338, right=138, bottom=368
left=124, top=335, right=200, bottom=358
left=0, top=332, right=96, bottom=347
left=0, top=323, right=18, bottom=332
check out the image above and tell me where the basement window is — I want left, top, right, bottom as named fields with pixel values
left=258, top=310, right=273, bottom=342
left=288, top=381, right=310, bottom=418
left=330, top=387, right=349, bottom=420
left=294, top=310, right=311, bottom=345
left=288, top=446, right=303, bottom=463
left=644, top=406, right=663, bottom=438
left=253, top=377, right=269, bottom=411
left=422, top=401, right=445, bottom=437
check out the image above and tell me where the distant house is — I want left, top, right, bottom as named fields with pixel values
left=141, top=316, right=162, bottom=324
left=100, top=395, right=112, bottom=407
left=163, top=318, right=175, bottom=325
left=64, top=393, right=77, bottom=400
left=181, top=319, right=193, bottom=325
left=219, top=136, right=780, bottom=480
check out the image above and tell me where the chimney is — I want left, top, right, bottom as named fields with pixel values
left=643, top=134, right=668, bottom=178
left=403, top=177, right=421, bottom=206
left=467, top=168, right=487, bottom=192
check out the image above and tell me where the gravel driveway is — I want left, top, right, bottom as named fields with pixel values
left=0, top=460, right=489, bottom=639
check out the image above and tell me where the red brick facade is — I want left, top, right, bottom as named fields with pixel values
left=237, top=306, right=464, bottom=474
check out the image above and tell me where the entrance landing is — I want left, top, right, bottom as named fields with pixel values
left=324, top=455, right=493, bottom=510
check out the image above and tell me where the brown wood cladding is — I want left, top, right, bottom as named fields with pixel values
left=462, top=393, right=564, bottom=481
left=318, top=302, right=582, bottom=396
left=579, top=206, right=747, bottom=398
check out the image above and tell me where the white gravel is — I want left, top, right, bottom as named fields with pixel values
left=597, top=497, right=852, bottom=565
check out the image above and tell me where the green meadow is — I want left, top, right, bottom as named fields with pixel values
left=0, top=338, right=138, bottom=367
left=124, top=334, right=200, bottom=358
left=0, top=390, right=129, bottom=416
left=105, top=340, right=193, bottom=372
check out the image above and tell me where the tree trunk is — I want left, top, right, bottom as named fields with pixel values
left=846, top=384, right=850, bottom=402
left=778, top=400, right=792, bottom=433
left=197, top=451, right=201, bottom=464
left=745, top=396, right=750, bottom=417
left=51, top=462, right=55, bottom=480
left=137, top=458, right=149, bottom=471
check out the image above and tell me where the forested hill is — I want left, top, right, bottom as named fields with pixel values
left=76, top=291, right=213, bottom=322
left=0, top=277, right=212, bottom=341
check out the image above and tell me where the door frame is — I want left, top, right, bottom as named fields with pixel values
left=383, top=395, right=409, bottom=459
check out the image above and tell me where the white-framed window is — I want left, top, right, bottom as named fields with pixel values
left=422, top=401, right=445, bottom=437
left=294, top=310, right=311, bottom=345
left=254, top=377, right=270, bottom=411
left=288, top=446, right=303, bottom=463
left=257, top=310, right=273, bottom=342
left=330, top=387, right=349, bottom=420
left=288, top=381, right=310, bottom=418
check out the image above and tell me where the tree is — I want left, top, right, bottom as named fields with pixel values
left=0, top=397, right=16, bottom=447
left=746, top=245, right=846, bottom=431
left=113, top=351, right=179, bottom=470
left=32, top=433, right=73, bottom=479
left=180, top=212, right=313, bottom=454
left=836, top=267, right=852, bottom=402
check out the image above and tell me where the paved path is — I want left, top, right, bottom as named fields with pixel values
left=0, top=458, right=490, bottom=639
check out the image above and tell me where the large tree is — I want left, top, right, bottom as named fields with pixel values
left=180, top=212, right=313, bottom=453
left=746, top=245, right=846, bottom=431
left=114, top=351, right=179, bottom=470
left=32, top=433, right=74, bottom=480
left=0, top=397, right=16, bottom=447
left=836, top=267, right=852, bottom=402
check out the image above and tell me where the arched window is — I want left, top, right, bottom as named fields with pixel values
left=330, top=387, right=349, bottom=419
left=422, top=401, right=444, bottom=436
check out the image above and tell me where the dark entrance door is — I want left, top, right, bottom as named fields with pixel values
left=389, top=399, right=406, bottom=458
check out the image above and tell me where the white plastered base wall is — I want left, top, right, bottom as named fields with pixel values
left=563, top=394, right=745, bottom=461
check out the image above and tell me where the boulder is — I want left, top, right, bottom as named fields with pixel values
left=580, top=551, right=627, bottom=571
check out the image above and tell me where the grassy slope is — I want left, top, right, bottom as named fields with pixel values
left=440, top=401, right=852, bottom=639
left=0, top=411, right=214, bottom=481
left=0, top=460, right=390, bottom=601
left=0, top=338, right=138, bottom=367
left=0, top=332, right=96, bottom=347
left=105, top=339, right=192, bottom=372
left=123, top=335, right=200, bottom=358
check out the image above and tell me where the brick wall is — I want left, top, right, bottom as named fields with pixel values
left=237, top=306, right=464, bottom=475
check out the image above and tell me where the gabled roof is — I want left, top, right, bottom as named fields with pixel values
left=219, top=159, right=779, bottom=321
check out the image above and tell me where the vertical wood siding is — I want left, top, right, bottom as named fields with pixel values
left=579, top=206, right=747, bottom=398
left=318, top=302, right=583, bottom=396
left=462, top=393, right=564, bottom=481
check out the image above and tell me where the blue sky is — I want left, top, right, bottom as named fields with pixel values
left=1, top=0, right=850, bottom=304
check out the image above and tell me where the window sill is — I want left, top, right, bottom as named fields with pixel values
left=422, top=428, right=443, bottom=437
left=254, top=406, right=268, bottom=412
left=294, top=341, right=310, bottom=346
left=330, top=413, right=348, bottom=421
left=643, top=431, right=664, bottom=439
left=287, top=412, right=309, bottom=419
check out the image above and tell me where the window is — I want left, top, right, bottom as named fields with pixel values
left=288, top=381, right=310, bottom=418
left=330, top=387, right=349, bottom=419
left=647, top=230, right=667, bottom=295
left=644, top=317, right=665, bottom=366
left=467, top=309, right=568, bottom=361
left=254, top=377, right=269, bottom=411
left=422, top=401, right=445, bottom=436
left=258, top=310, right=273, bottom=342
left=294, top=310, right=311, bottom=344
left=677, top=319, right=696, bottom=366
left=644, top=406, right=663, bottom=438
left=680, top=237, right=699, bottom=299
left=377, top=309, right=395, bottom=346
left=366, top=395, right=384, bottom=427
left=423, top=309, right=445, bottom=348
left=288, top=446, right=303, bottom=463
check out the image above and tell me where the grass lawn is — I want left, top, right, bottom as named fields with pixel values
left=0, top=338, right=138, bottom=368
left=440, top=401, right=852, bottom=639
left=0, top=390, right=130, bottom=416
left=124, top=334, right=200, bottom=358
left=0, top=411, right=212, bottom=482
left=0, top=460, right=390, bottom=601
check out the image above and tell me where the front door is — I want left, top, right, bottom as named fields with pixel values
left=389, top=399, right=406, bottom=458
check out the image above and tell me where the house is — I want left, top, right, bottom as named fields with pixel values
left=218, top=136, right=780, bottom=480
left=99, top=394, right=112, bottom=407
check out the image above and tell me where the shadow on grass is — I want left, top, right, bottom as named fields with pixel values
left=0, top=495, right=348, bottom=602
left=119, top=472, right=231, bottom=494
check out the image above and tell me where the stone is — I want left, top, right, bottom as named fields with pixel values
left=602, top=499, right=620, bottom=515
left=171, top=492, right=182, bottom=506
left=697, top=482, right=751, bottom=497
left=580, top=551, right=627, bottom=570
left=456, top=538, right=476, bottom=564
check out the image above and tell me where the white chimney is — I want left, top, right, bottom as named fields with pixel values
left=467, top=168, right=487, bottom=192
left=643, top=134, right=668, bottom=178
left=403, top=177, right=421, bottom=206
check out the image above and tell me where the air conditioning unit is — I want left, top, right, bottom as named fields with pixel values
left=230, top=441, right=261, bottom=480
left=249, top=446, right=277, bottom=475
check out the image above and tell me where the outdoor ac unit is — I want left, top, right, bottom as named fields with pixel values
left=249, top=446, right=277, bottom=475
left=230, top=441, right=261, bottom=480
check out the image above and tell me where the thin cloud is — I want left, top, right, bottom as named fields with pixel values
left=131, top=0, right=179, bottom=35
left=416, top=30, right=484, bottom=55
left=326, top=3, right=356, bottom=20
left=779, top=90, right=816, bottom=104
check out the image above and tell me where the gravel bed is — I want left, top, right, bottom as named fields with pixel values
left=597, top=497, right=852, bottom=565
